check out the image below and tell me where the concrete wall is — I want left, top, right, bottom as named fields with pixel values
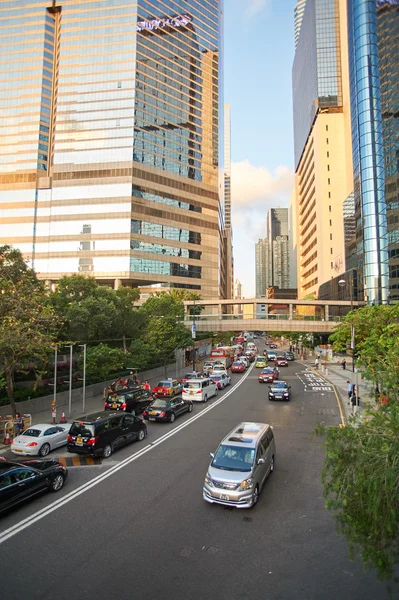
left=0, top=349, right=190, bottom=417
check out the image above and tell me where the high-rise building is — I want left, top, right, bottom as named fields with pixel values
left=266, top=207, right=290, bottom=288
left=0, top=0, right=223, bottom=298
left=234, top=278, right=242, bottom=300
left=292, top=0, right=354, bottom=299
left=222, top=103, right=234, bottom=299
left=294, top=0, right=307, bottom=47
left=255, top=238, right=271, bottom=297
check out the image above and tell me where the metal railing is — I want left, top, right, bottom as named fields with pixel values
left=184, top=314, right=343, bottom=322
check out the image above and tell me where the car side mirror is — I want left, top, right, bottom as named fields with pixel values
left=257, top=458, right=265, bottom=465
left=209, top=453, right=214, bottom=459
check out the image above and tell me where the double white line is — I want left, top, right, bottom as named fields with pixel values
left=0, top=364, right=254, bottom=545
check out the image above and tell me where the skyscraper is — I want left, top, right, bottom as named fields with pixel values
left=294, top=0, right=307, bottom=47
left=266, top=207, right=290, bottom=289
left=0, top=0, right=223, bottom=298
left=292, top=0, right=354, bottom=299
left=255, top=238, right=271, bottom=297
left=222, top=103, right=234, bottom=299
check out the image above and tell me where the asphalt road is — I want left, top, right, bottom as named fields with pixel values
left=0, top=347, right=394, bottom=600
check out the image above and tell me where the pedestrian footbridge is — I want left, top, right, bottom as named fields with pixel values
left=183, top=298, right=362, bottom=334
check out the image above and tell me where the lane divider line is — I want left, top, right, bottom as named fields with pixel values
left=0, top=364, right=254, bottom=545
left=311, top=368, right=346, bottom=427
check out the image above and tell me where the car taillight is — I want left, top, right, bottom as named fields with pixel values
left=87, top=437, right=98, bottom=446
left=142, top=411, right=147, bottom=417
left=196, top=390, right=202, bottom=394
left=67, top=434, right=72, bottom=442
left=159, top=411, right=166, bottom=417
left=26, top=442, right=38, bottom=447
left=121, top=403, right=127, bottom=410
left=11, top=439, right=15, bottom=444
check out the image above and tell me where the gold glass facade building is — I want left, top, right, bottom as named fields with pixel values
left=0, top=0, right=223, bottom=298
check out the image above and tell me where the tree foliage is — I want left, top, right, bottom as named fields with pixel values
left=316, top=404, right=399, bottom=581
left=0, top=246, right=60, bottom=414
left=83, top=344, right=128, bottom=382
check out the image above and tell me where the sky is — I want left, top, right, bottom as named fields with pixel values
left=225, top=0, right=297, bottom=297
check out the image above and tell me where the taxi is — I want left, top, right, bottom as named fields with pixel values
left=152, top=379, right=182, bottom=398
left=255, top=356, right=267, bottom=368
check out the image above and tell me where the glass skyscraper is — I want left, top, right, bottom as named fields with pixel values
left=0, top=0, right=223, bottom=298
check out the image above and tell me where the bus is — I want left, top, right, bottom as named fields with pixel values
left=209, top=346, right=234, bottom=369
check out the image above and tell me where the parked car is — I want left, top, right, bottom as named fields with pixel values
left=285, top=352, right=295, bottom=361
left=0, top=459, right=68, bottom=514
left=152, top=379, right=182, bottom=398
left=104, top=388, right=154, bottom=414
left=274, top=355, right=288, bottom=367
left=11, top=424, right=71, bottom=458
left=210, top=373, right=231, bottom=389
left=67, top=411, right=147, bottom=458
left=231, top=361, right=245, bottom=373
left=268, top=381, right=291, bottom=401
left=203, top=422, right=276, bottom=508
left=143, top=397, right=193, bottom=423
left=182, top=378, right=218, bottom=402
left=255, top=356, right=267, bottom=368
left=258, top=367, right=279, bottom=383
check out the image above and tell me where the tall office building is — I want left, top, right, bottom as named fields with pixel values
left=292, top=0, right=354, bottom=299
left=222, top=103, right=234, bottom=299
left=294, top=0, right=307, bottom=47
left=255, top=238, right=271, bottom=297
left=0, top=0, right=223, bottom=298
left=266, top=207, right=290, bottom=288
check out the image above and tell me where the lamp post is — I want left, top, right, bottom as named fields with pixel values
left=65, top=344, right=74, bottom=418
left=191, top=299, right=197, bottom=372
left=339, top=276, right=358, bottom=404
left=78, top=344, right=87, bottom=413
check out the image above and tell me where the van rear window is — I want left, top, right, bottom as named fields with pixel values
left=185, top=382, right=201, bottom=389
left=70, top=423, right=95, bottom=437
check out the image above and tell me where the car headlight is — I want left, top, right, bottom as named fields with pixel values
left=239, top=478, right=253, bottom=491
left=205, top=473, right=213, bottom=485
left=269, top=392, right=274, bottom=396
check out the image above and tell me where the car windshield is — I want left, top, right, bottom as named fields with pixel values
left=150, top=400, right=168, bottom=408
left=211, top=376, right=221, bottom=381
left=106, top=394, right=124, bottom=403
left=20, top=428, right=41, bottom=438
left=232, top=362, right=242, bottom=366
left=273, top=381, right=288, bottom=388
left=157, top=381, right=171, bottom=388
left=212, top=445, right=255, bottom=472
left=70, top=422, right=95, bottom=437
left=185, top=382, right=201, bottom=389
left=261, top=369, right=274, bottom=374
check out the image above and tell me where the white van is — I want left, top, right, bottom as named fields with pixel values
left=182, top=378, right=218, bottom=403
left=247, top=342, right=256, bottom=352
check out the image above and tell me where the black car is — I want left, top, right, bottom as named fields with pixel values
left=268, top=381, right=291, bottom=401
left=67, top=411, right=147, bottom=458
left=142, top=396, right=193, bottom=423
left=285, top=352, right=295, bottom=361
left=0, top=459, right=68, bottom=514
left=104, top=387, right=154, bottom=415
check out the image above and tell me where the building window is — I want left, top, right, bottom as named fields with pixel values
left=330, top=248, right=333, bottom=254
left=327, top=151, right=329, bottom=158
left=328, top=178, right=331, bottom=185
left=326, top=125, right=328, bottom=131
left=329, top=219, right=332, bottom=226
left=331, top=262, right=333, bottom=269
left=326, top=138, right=329, bottom=145
left=328, top=192, right=331, bottom=198
left=327, top=165, right=330, bottom=171
left=330, top=233, right=332, bottom=240
left=329, top=205, right=331, bottom=211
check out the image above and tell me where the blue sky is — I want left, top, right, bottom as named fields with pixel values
left=225, top=0, right=297, bottom=296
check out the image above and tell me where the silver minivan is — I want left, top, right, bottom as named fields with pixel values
left=203, top=422, right=276, bottom=508
left=182, top=378, right=218, bottom=402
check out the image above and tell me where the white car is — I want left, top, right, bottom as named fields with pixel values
left=210, top=373, right=231, bottom=389
left=211, top=366, right=228, bottom=377
left=237, top=357, right=249, bottom=368
left=11, top=423, right=72, bottom=457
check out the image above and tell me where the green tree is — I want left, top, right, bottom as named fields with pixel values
left=114, top=287, right=143, bottom=351
left=83, top=344, right=128, bottom=382
left=316, top=403, right=399, bottom=581
left=0, top=246, right=60, bottom=415
left=139, top=294, right=191, bottom=377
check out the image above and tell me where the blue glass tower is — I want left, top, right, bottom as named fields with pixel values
left=347, top=0, right=389, bottom=304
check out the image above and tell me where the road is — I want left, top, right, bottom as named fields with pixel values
left=0, top=347, right=393, bottom=600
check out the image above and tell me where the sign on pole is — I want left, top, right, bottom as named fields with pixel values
left=191, top=323, right=196, bottom=339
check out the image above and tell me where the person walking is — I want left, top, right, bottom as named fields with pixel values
left=341, top=358, right=346, bottom=370
left=144, top=380, right=150, bottom=391
left=350, top=385, right=360, bottom=415
left=314, top=358, right=319, bottom=369
left=347, top=380, right=353, bottom=401
left=14, top=413, right=23, bottom=437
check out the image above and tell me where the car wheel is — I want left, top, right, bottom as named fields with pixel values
left=188, top=403, right=193, bottom=413
left=103, top=444, right=112, bottom=459
left=50, top=474, right=64, bottom=493
left=270, top=455, right=275, bottom=473
left=170, top=412, right=176, bottom=423
left=138, top=429, right=145, bottom=442
left=39, top=443, right=50, bottom=457
left=204, top=395, right=208, bottom=403
left=214, top=388, right=218, bottom=396
left=251, top=485, right=259, bottom=507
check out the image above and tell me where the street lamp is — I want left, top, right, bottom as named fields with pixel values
left=338, top=277, right=358, bottom=400
left=191, top=299, right=197, bottom=372
left=78, top=344, right=87, bottom=413
left=65, top=344, right=74, bottom=418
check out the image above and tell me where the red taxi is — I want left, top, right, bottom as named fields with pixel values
left=258, top=367, right=279, bottom=383
left=230, top=361, right=245, bottom=373
left=152, top=379, right=182, bottom=398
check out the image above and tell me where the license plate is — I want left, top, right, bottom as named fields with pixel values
left=149, top=417, right=156, bottom=421
left=190, top=391, right=194, bottom=395
left=149, top=411, right=157, bottom=415
left=14, top=449, right=23, bottom=453
left=76, top=437, right=83, bottom=446
left=112, top=403, right=117, bottom=409
left=220, top=494, right=230, bottom=501
left=276, top=395, right=283, bottom=399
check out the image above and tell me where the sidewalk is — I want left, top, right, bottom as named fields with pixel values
left=302, top=358, right=375, bottom=422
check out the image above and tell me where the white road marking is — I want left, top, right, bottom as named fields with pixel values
left=0, top=364, right=254, bottom=545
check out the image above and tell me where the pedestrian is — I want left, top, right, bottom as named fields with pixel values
left=350, top=385, right=360, bottom=415
left=51, top=402, right=57, bottom=425
left=314, top=358, right=319, bottom=369
left=347, top=380, right=353, bottom=400
left=378, top=391, right=389, bottom=408
left=14, top=413, right=23, bottom=437
left=144, top=380, right=151, bottom=391
left=341, top=358, right=346, bottom=370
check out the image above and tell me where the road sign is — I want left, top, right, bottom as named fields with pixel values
left=191, top=323, right=196, bottom=339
